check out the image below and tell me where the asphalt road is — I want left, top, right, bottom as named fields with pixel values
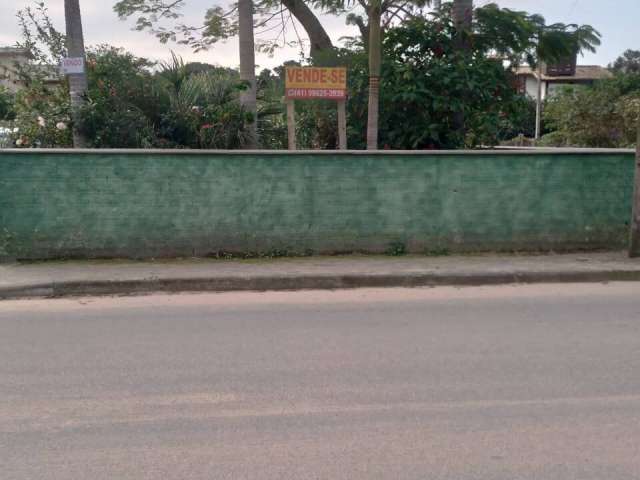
left=1, top=283, right=640, bottom=480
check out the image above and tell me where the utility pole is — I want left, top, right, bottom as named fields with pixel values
left=535, top=63, right=543, bottom=140
left=64, top=0, right=88, bottom=148
left=630, top=121, right=640, bottom=257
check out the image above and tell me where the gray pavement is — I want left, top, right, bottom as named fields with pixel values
left=2, top=251, right=640, bottom=299
left=1, top=283, right=640, bottom=479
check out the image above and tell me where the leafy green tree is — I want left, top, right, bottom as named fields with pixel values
left=451, top=0, right=472, bottom=138
left=12, top=2, right=72, bottom=148
left=610, top=49, right=640, bottom=74
left=0, top=87, right=15, bottom=121
left=15, top=2, right=66, bottom=83
left=78, top=46, right=164, bottom=147
left=256, top=68, right=287, bottom=149
left=78, top=47, right=278, bottom=149
left=543, top=74, right=640, bottom=148
left=112, top=0, right=333, bottom=57
left=311, top=0, right=432, bottom=149
left=112, top=0, right=318, bottom=147
left=464, top=3, right=601, bottom=140
left=301, top=5, right=537, bottom=149
left=452, top=0, right=472, bottom=50
left=525, top=17, right=601, bottom=138
left=377, top=15, right=526, bottom=148
left=496, top=95, right=536, bottom=141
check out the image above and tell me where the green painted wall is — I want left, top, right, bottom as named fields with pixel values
left=0, top=150, right=634, bottom=260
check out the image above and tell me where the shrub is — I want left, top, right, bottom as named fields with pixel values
left=0, top=87, right=16, bottom=121
left=12, top=80, right=72, bottom=148
left=543, top=74, right=640, bottom=148
left=78, top=46, right=164, bottom=148
left=159, top=71, right=253, bottom=149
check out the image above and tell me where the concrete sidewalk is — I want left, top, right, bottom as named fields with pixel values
left=1, top=252, right=640, bottom=300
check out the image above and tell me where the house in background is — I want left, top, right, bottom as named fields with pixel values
left=515, top=60, right=612, bottom=101
left=0, top=47, right=32, bottom=92
left=0, top=46, right=60, bottom=92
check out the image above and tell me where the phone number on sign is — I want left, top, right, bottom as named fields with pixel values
left=285, top=88, right=346, bottom=99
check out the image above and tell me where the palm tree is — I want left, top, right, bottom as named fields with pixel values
left=238, top=0, right=258, bottom=148
left=366, top=0, right=382, bottom=150
left=64, top=0, right=88, bottom=147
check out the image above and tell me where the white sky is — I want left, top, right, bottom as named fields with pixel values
left=0, top=0, right=637, bottom=69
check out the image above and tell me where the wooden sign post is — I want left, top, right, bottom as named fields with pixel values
left=285, top=67, right=348, bottom=150
left=286, top=99, right=296, bottom=150
left=337, top=99, right=347, bottom=150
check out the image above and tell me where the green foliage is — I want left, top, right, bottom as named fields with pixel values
left=289, top=3, right=597, bottom=149
left=7, top=2, right=71, bottom=148
left=15, top=2, right=65, bottom=85
left=162, top=70, right=252, bottom=149
left=113, top=0, right=276, bottom=53
left=302, top=11, right=532, bottom=149
left=543, top=74, right=640, bottom=148
left=256, top=69, right=287, bottom=149
left=5, top=0, right=615, bottom=150
left=610, top=50, right=640, bottom=75
left=496, top=95, right=537, bottom=140
left=11, top=0, right=274, bottom=149
left=381, top=16, right=520, bottom=147
left=74, top=47, right=284, bottom=149
left=475, top=4, right=600, bottom=70
left=79, top=46, right=163, bottom=148
left=12, top=80, right=72, bottom=148
left=0, top=87, right=16, bottom=121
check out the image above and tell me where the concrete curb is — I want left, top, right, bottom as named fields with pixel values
left=2, top=269, right=640, bottom=300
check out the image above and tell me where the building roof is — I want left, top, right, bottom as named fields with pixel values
left=514, top=65, right=613, bottom=81
left=0, top=47, right=33, bottom=58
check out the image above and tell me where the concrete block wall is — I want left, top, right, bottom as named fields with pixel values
left=0, top=149, right=634, bottom=260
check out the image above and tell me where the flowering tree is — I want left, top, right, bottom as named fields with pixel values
left=11, top=3, right=72, bottom=147
left=12, top=85, right=73, bottom=148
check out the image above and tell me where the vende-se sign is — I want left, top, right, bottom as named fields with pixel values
left=285, top=67, right=347, bottom=100
left=60, top=57, right=85, bottom=75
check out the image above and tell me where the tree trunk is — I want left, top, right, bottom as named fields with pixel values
left=535, top=63, right=543, bottom=140
left=452, top=0, right=473, bottom=49
left=366, top=1, right=382, bottom=150
left=281, top=0, right=333, bottom=58
left=238, top=0, right=258, bottom=148
left=630, top=122, right=640, bottom=257
left=64, top=0, right=88, bottom=148
left=452, top=0, right=473, bottom=145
